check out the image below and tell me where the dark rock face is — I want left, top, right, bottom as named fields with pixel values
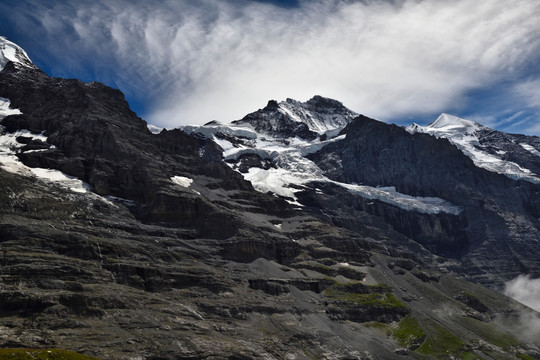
left=0, top=64, right=292, bottom=239
left=308, top=115, right=540, bottom=286
left=296, top=180, right=470, bottom=259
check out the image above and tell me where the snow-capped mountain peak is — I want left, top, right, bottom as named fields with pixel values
left=0, top=36, right=34, bottom=71
left=278, top=96, right=357, bottom=134
left=407, top=113, right=481, bottom=137
left=407, top=113, right=540, bottom=183
left=427, top=113, right=480, bottom=133
left=232, top=96, right=357, bottom=139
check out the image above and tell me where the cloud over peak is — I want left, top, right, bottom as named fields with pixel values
left=3, top=0, right=540, bottom=131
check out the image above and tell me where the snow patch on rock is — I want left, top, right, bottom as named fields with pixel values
left=0, top=99, right=93, bottom=194
left=0, top=129, right=91, bottom=194
left=0, top=97, right=22, bottom=118
left=520, top=143, right=540, bottom=157
left=171, top=176, right=193, bottom=188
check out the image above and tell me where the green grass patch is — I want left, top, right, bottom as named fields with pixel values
left=0, top=349, right=99, bottom=360
left=459, top=351, right=482, bottom=360
left=324, top=287, right=407, bottom=309
left=363, top=321, right=390, bottom=332
left=331, top=280, right=390, bottom=293
left=516, top=353, right=536, bottom=360
left=460, top=317, right=519, bottom=349
left=392, top=315, right=425, bottom=348
left=415, top=323, right=466, bottom=357
left=324, top=281, right=407, bottom=310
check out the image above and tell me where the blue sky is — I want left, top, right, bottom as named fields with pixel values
left=1, top=0, right=540, bottom=135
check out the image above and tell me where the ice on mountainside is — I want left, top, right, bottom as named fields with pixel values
left=171, top=175, right=201, bottom=195
left=171, top=176, right=193, bottom=188
left=182, top=98, right=462, bottom=215
left=0, top=97, right=22, bottom=118
left=0, top=98, right=92, bottom=194
left=407, top=113, right=540, bottom=183
left=0, top=128, right=91, bottom=193
left=0, top=36, right=34, bottom=71
left=521, top=143, right=540, bottom=157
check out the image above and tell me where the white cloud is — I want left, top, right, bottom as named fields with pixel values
left=514, top=79, right=540, bottom=109
left=504, top=274, right=540, bottom=312
left=502, top=274, right=540, bottom=344
left=19, top=0, right=540, bottom=127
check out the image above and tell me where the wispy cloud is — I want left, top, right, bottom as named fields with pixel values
left=2, top=0, right=540, bottom=130
left=515, top=79, right=540, bottom=110
left=504, top=274, right=540, bottom=312
left=502, top=274, right=540, bottom=343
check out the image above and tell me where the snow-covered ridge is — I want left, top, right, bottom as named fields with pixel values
left=407, top=113, right=540, bottom=184
left=0, top=36, right=34, bottom=71
left=180, top=100, right=462, bottom=215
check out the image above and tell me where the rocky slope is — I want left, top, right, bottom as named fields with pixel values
left=1, top=37, right=540, bottom=359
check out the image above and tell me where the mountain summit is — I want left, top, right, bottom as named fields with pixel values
left=230, top=95, right=357, bottom=140
left=0, top=36, right=34, bottom=71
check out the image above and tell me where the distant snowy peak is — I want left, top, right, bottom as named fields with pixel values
left=232, top=96, right=357, bottom=139
left=407, top=113, right=540, bottom=184
left=429, top=113, right=479, bottom=130
left=407, top=113, right=482, bottom=137
left=0, top=37, right=34, bottom=71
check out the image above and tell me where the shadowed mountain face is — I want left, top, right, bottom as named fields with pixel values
left=308, top=115, right=540, bottom=286
left=1, top=37, right=540, bottom=359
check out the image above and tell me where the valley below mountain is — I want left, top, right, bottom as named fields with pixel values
left=1, top=36, right=540, bottom=359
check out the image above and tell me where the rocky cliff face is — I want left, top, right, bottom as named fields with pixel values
left=1, top=37, right=540, bottom=359
left=309, top=115, right=540, bottom=286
